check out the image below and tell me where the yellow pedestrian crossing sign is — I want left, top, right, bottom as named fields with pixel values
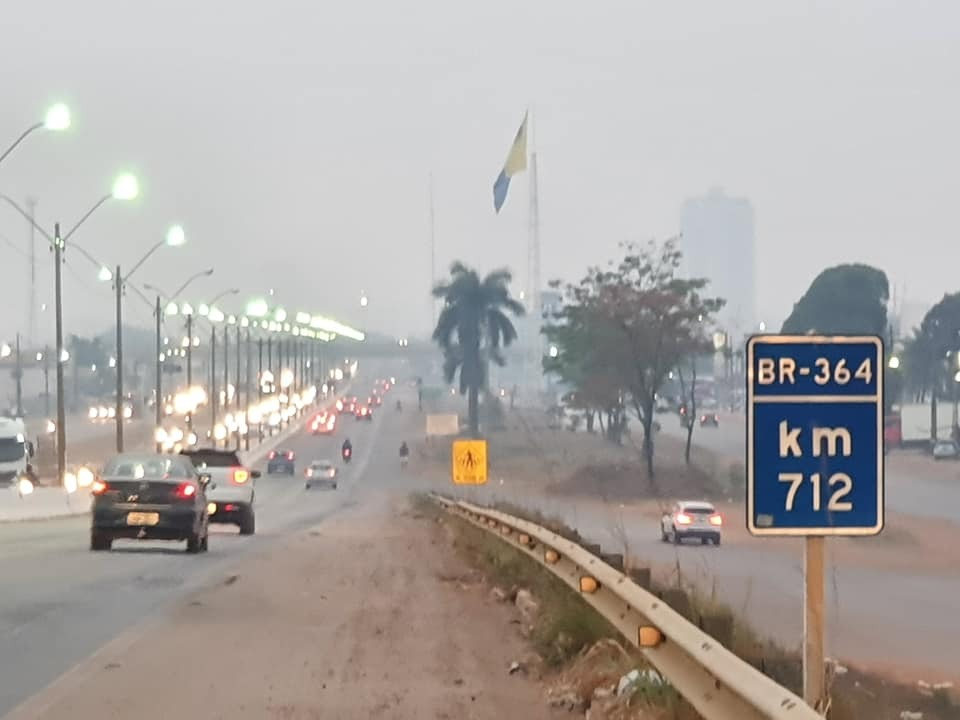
left=452, top=439, right=488, bottom=485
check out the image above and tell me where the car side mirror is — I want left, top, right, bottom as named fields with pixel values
left=251, top=470, right=261, bottom=479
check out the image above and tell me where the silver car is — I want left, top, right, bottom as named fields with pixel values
left=305, top=460, right=338, bottom=490
left=661, top=500, right=722, bottom=546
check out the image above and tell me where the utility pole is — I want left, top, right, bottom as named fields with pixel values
left=185, top=313, right=193, bottom=387
left=223, top=324, right=229, bottom=413
left=53, top=223, right=66, bottom=488
left=114, top=264, right=124, bottom=452
left=210, top=326, right=218, bottom=437
left=155, top=295, right=162, bottom=452
left=14, top=334, right=23, bottom=417
left=43, top=345, right=50, bottom=416
left=26, top=197, right=37, bottom=348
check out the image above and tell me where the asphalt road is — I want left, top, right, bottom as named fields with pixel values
left=658, top=411, right=960, bottom=521
left=0, top=380, right=415, bottom=717
left=2, top=387, right=956, bottom=717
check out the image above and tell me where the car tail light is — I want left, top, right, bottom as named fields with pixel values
left=286, top=451, right=294, bottom=460
left=676, top=512, right=693, bottom=525
left=336, top=400, right=343, bottom=410
left=268, top=450, right=276, bottom=460
left=91, top=478, right=109, bottom=495
left=700, top=415, right=706, bottom=421
left=232, top=468, right=250, bottom=484
left=709, top=514, right=723, bottom=526
left=306, top=468, right=314, bottom=477
left=175, top=482, right=197, bottom=499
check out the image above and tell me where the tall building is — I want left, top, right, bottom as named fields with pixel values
left=679, top=188, right=756, bottom=339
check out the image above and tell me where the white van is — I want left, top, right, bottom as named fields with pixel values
left=0, top=416, right=35, bottom=486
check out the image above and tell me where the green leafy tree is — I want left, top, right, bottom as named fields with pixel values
left=543, top=288, right=629, bottom=442
left=781, top=264, right=889, bottom=335
left=904, top=293, right=960, bottom=440
left=432, top=262, right=524, bottom=436
left=555, top=238, right=724, bottom=480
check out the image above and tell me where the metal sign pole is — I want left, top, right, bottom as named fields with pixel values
left=803, top=535, right=826, bottom=710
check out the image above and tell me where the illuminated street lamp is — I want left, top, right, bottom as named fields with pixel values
left=0, top=103, right=71, bottom=168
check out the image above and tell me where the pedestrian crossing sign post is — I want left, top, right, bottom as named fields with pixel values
left=452, top=439, right=488, bottom=485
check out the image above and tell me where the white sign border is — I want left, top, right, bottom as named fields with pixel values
left=746, top=334, right=885, bottom=537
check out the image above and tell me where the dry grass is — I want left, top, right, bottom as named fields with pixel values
left=414, top=492, right=959, bottom=720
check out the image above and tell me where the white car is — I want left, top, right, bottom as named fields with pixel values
left=661, top=501, right=722, bottom=546
left=305, top=460, right=338, bottom=490
left=932, top=440, right=958, bottom=460
left=180, top=448, right=259, bottom=535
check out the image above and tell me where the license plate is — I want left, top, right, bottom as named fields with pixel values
left=127, top=512, right=160, bottom=526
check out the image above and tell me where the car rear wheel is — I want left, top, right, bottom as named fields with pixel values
left=90, top=531, right=112, bottom=551
left=186, top=532, right=203, bottom=553
left=305, top=482, right=311, bottom=490
left=238, top=506, right=256, bottom=535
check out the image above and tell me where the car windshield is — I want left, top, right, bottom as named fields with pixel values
left=0, top=437, right=25, bottom=463
left=683, top=505, right=715, bottom=515
left=104, top=455, right=191, bottom=479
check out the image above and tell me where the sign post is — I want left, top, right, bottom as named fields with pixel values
left=746, top=335, right=884, bottom=711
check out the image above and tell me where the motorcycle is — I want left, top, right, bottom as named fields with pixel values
left=396, top=400, right=402, bottom=412
left=341, top=447, right=352, bottom=464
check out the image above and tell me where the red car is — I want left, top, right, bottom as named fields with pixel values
left=310, top=411, right=336, bottom=435
left=354, top=405, right=373, bottom=421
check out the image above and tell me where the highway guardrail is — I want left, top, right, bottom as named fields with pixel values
left=429, top=494, right=821, bottom=720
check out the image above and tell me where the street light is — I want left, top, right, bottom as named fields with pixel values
left=145, top=268, right=213, bottom=445
left=112, top=224, right=186, bottom=451
left=888, top=356, right=901, bottom=370
left=0, top=177, right=139, bottom=487
left=0, top=103, right=71, bottom=168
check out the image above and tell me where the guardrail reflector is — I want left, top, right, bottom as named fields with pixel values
left=579, top=576, right=599, bottom=593
left=544, top=549, right=560, bottom=564
left=638, top=625, right=664, bottom=647
left=500, top=525, right=511, bottom=535
left=518, top=534, right=531, bottom=545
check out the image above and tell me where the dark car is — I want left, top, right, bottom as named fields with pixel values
left=368, top=394, right=382, bottom=407
left=90, top=453, right=210, bottom=553
left=267, top=449, right=296, bottom=474
left=699, top=413, right=719, bottom=427
left=354, top=405, right=373, bottom=421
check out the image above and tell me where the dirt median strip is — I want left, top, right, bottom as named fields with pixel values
left=7, top=495, right=563, bottom=720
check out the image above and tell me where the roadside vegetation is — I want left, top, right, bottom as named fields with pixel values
left=412, top=493, right=959, bottom=720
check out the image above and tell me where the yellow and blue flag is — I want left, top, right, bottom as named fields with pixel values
left=493, top=113, right=528, bottom=213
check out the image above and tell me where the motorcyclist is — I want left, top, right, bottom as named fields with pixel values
left=399, top=441, right=409, bottom=468
left=341, top=437, right=353, bottom=460
left=396, top=399, right=402, bottom=411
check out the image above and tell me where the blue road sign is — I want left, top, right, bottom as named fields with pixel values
left=746, top=335, right=884, bottom=536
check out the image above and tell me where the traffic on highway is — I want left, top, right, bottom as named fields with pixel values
left=3, top=5, right=959, bottom=718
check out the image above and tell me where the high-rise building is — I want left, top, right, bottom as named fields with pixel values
left=679, top=188, right=756, bottom=339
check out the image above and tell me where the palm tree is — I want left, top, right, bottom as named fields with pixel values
left=432, top=262, right=524, bottom=436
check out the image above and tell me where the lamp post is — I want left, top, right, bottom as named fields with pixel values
left=0, top=103, right=70, bottom=168
left=145, top=267, right=213, bottom=441
left=111, top=225, right=186, bottom=452
left=3, top=176, right=140, bottom=486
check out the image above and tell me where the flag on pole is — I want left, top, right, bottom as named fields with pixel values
left=493, top=112, right=528, bottom=213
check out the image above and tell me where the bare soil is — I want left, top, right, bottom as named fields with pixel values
left=7, top=496, right=565, bottom=720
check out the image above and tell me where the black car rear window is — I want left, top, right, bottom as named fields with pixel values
left=180, top=449, right=242, bottom=467
left=684, top=506, right=715, bottom=515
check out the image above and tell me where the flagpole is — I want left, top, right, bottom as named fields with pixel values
left=429, top=171, right=436, bottom=329
left=527, top=107, right=543, bottom=402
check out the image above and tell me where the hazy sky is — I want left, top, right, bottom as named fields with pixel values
left=1, top=0, right=957, bottom=347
